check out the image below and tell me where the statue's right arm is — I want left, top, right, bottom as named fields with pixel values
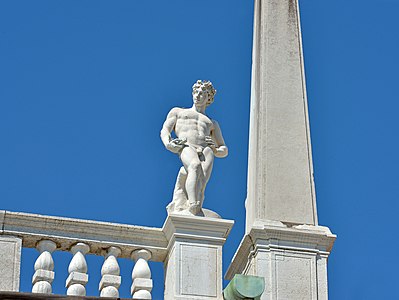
left=160, top=108, right=178, bottom=147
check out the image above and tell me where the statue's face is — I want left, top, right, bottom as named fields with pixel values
left=192, top=88, right=209, bottom=106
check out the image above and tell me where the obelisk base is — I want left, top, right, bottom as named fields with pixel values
left=163, top=214, right=234, bottom=300
left=226, top=221, right=336, bottom=300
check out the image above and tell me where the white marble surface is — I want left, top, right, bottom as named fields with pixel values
left=2, top=209, right=235, bottom=298
left=163, top=214, right=233, bottom=300
left=0, top=210, right=168, bottom=261
left=100, top=246, right=121, bottom=297
left=245, top=0, right=318, bottom=229
left=66, top=243, right=90, bottom=296
left=0, top=235, right=22, bottom=291
left=161, top=80, right=228, bottom=216
left=226, top=222, right=335, bottom=300
left=234, top=1, right=337, bottom=297
left=32, top=239, right=56, bottom=293
left=131, top=249, right=152, bottom=299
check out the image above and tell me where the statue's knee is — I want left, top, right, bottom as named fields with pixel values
left=179, top=166, right=187, bottom=176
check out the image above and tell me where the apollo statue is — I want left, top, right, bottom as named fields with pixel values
left=160, top=80, right=228, bottom=216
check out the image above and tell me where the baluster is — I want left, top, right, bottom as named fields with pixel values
left=32, top=240, right=57, bottom=293
left=131, top=249, right=152, bottom=299
left=66, top=242, right=90, bottom=296
left=99, top=246, right=122, bottom=297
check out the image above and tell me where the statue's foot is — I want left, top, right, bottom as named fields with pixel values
left=188, top=203, right=204, bottom=216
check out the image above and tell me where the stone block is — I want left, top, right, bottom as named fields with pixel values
left=131, top=278, right=153, bottom=295
left=0, top=235, right=22, bottom=291
left=32, top=269, right=54, bottom=284
left=226, top=223, right=335, bottom=300
left=66, top=271, right=88, bottom=287
left=163, top=214, right=233, bottom=300
left=99, top=274, right=121, bottom=290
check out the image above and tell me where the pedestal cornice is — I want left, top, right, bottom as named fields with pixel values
left=162, top=214, right=234, bottom=249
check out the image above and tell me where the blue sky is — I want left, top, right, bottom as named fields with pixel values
left=1, top=0, right=398, bottom=299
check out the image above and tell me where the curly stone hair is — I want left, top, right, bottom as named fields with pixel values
left=192, top=80, right=217, bottom=107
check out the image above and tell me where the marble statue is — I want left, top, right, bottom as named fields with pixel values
left=160, top=80, right=228, bottom=216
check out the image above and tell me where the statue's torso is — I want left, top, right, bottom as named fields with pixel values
left=174, top=108, right=214, bottom=147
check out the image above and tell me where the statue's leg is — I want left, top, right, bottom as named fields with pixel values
left=180, top=146, right=204, bottom=215
left=167, top=167, right=188, bottom=213
left=199, top=147, right=215, bottom=207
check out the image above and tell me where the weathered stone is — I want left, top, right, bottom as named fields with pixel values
left=99, top=274, right=121, bottom=290
left=163, top=214, right=233, bottom=300
left=245, top=0, right=317, bottom=228
left=131, top=278, right=153, bottom=296
left=32, top=270, right=54, bottom=285
left=99, top=246, right=122, bottom=297
left=131, top=249, right=152, bottom=299
left=66, top=272, right=88, bottom=287
left=0, top=235, right=22, bottom=291
left=0, top=210, right=168, bottom=262
left=226, top=222, right=336, bottom=300
left=231, top=0, right=337, bottom=299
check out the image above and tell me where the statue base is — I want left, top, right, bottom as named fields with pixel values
left=166, top=203, right=221, bottom=219
left=163, top=214, right=234, bottom=300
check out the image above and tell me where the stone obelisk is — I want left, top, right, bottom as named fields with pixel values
left=226, top=0, right=336, bottom=299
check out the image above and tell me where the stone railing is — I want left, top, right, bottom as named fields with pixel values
left=0, top=210, right=234, bottom=299
left=0, top=210, right=167, bottom=298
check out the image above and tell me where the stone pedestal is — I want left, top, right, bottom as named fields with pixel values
left=0, top=235, right=22, bottom=291
left=226, top=221, right=336, bottom=300
left=163, top=214, right=234, bottom=300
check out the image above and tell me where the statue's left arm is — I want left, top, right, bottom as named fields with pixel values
left=210, top=120, right=228, bottom=158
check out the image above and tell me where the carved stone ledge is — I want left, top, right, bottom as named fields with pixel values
left=1, top=210, right=168, bottom=262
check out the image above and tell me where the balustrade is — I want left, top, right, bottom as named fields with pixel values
left=30, top=241, right=154, bottom=298
left=0, top=210, right=234, bottom=299
left=0, top=210, right=166, bottom=297
left=66, top=242, right=90, bottom=296
left=32, top=239, right=57, bottom=294
left=99, top=246, right=122, bottom=297
left=131, top=249, right=153, bottom=300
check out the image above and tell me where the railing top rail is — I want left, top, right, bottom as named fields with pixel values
left=0, top=291, right=130, bottom=299
left=0, top=210, right=168, bottom=261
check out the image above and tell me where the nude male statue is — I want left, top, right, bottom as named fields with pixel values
left=160, top=80, right=228, bottom=216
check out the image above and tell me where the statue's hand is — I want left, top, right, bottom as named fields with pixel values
left=205, top=136, right=217, bottom=152
left=167, top=138, right=187, bottom=154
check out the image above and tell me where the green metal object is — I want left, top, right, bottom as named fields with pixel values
left=223, top=274, right=265, bottom=300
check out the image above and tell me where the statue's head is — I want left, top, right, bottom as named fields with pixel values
left=192, top=80, right=217, bottom=107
